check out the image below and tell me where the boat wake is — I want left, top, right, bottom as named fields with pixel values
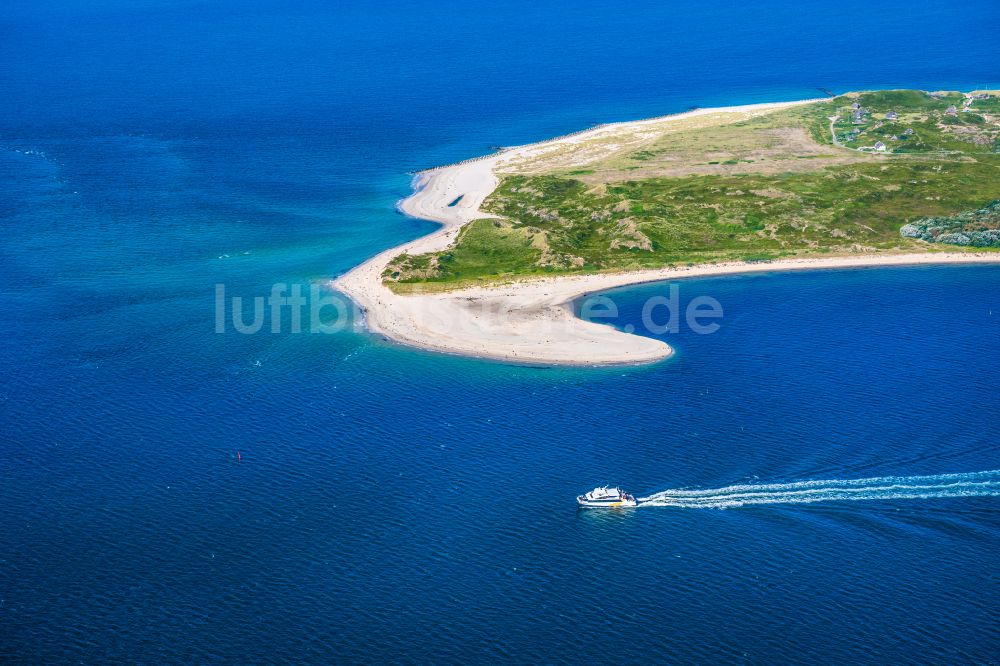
left=637, top=470, right=1000, bottom=509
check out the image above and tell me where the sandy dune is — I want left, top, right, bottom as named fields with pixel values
left=333, top=99, right=1000, bottom=366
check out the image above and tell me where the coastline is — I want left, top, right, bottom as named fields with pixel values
left=333, top=98, right=1000, bottom=366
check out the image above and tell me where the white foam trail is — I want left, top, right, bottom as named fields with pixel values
left=637, top=470, right=1000, bottom=509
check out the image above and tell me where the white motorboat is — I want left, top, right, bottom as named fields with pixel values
left=577, top=486, right=638, bottom=508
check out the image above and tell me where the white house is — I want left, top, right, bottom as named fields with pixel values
left=873, top=141, right=887, bottom=152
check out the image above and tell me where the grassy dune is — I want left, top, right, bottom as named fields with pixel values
left=385, top=90, right=1000, bottom=289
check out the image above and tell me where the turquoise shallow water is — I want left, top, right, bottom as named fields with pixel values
left=2, top=1, right=1000, bottom=662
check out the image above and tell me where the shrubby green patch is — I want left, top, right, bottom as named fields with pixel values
left=901, top=201, right=1000, bottom=247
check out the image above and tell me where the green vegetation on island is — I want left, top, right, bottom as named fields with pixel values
left=386, top=90, right=1000, bottom=290
left=901, top=200, right=1000, bottom=247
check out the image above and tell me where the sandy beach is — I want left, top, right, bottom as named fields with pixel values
left=333, top=99, right=1000, bottom=366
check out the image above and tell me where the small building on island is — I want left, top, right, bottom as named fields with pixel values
left=851, top=101, right=861, bottom=110
left=873, top=141, right=887, bottom=152
left=903, top=128, right=915, bottom=136
left=886, top=111, right=899, bottom=120
left=946, top=105, right=958, bottom=116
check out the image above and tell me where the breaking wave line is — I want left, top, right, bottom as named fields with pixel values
left=637, top=470, right=1000, bottom=509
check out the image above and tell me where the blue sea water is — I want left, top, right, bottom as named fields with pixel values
left=2, top=0, right=1000, bottom=662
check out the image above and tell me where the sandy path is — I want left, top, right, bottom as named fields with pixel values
left=333, top=99, right=1000, bottom=366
